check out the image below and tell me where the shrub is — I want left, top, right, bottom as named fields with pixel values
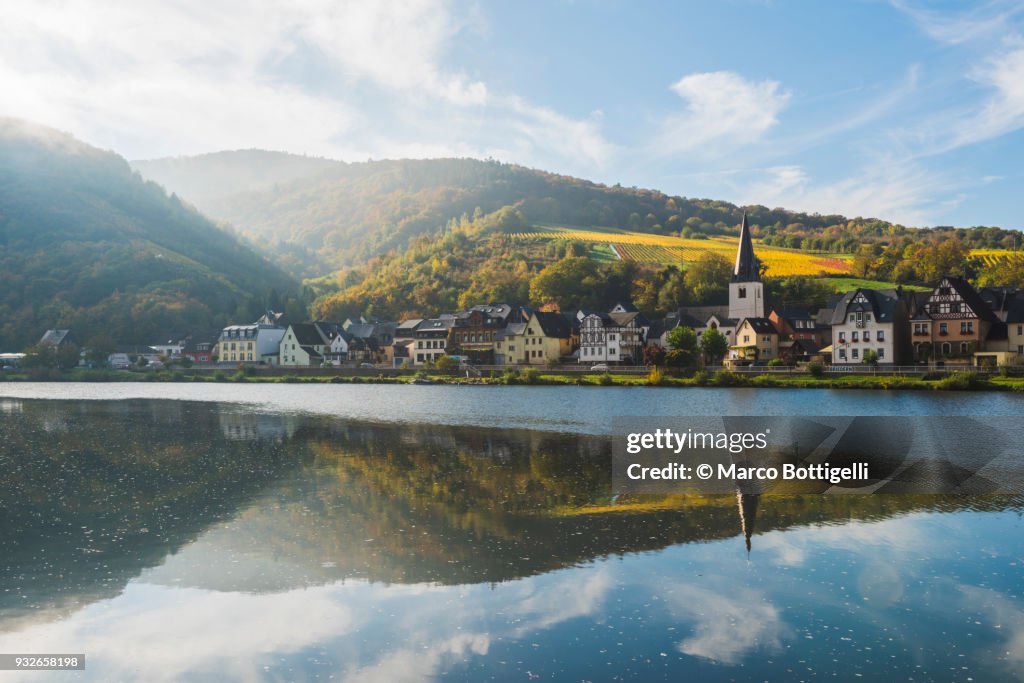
left=806, top=361, right=825, bottom=378
left=935, top=371, right=983, bottom=391
left=500, top=368, right=521, bottom=385
left=598, top=372, right=615, bottom=386
left=712, top=369, right=742, bottom=386
left=693, top=370, right=709, bottom=386
left=521, top=367, right=541, bottom=385
left=766, top=358, right=784, bottom=367
left=921, top=370, right=948, bottom=381
left=646, top=367, right=664, bottom=386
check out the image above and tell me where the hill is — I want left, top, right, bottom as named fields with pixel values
left=133, top=154, right=1020, bottom=283
left=0, top=119, right=298, bottom=350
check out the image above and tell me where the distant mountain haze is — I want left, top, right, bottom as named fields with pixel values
left=0, top=119, right=297, bottom=349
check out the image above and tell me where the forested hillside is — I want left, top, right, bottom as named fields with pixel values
left=0, top=119, right=298, bottom=349
left=135, top=153, right=1020, bottom=282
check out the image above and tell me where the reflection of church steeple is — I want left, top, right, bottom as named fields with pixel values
left=736, top=490, right=760, bottom=554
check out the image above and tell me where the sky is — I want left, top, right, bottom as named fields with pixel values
left=2, top=0, right=1023, bottom=229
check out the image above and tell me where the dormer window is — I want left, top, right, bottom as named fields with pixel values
left=738, top=287, right=747, bottom=299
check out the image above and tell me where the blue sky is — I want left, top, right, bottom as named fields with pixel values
left=2, top=1, right=1022, bottom=229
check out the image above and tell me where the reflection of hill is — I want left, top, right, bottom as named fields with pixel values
left=145, top=422, right=1024, bottom=590
left=5, top=400, right=1023, bottom=627
left=0, top=400, right=301, bottom=631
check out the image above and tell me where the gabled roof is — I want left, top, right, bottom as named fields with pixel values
left=738, top=317, right=778, bottom=334
left=299, top=346, right=323, bottom=360
left=770, top=307, right=811, bottom=322
left=532, top=311, right=572, bottom=338
left=830, top=289, right=903, bottom=325
left=496, top=322, right=527, bottom=340
left=1006, top=298, right=1024, bottom=324
left=39, top=329, right=73, bottom=346
left=943, top=276, right=998, bottom=323
left=611, top=302, right=638, bottom=313
left=609, top=311, right=641, bottom=327
left=289, top=323, right=328, bottom=346
left=397, top=318, right=424, bottom=331
left=732, top=213, right=761, bottom=283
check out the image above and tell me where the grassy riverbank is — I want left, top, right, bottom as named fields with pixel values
left=3, top=366, right=1024, bottom=392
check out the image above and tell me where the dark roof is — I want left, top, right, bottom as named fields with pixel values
left=944, top=276, right=998, bottom=323
left=667, top=311, right=706, bottom=329
left=987, top=321, right=1008, bottom=342
left=496, top=322, right=527, bottom=340
left=39, top=329, right=73, bottom=346
left=533, top=311, right=572, bottom=338
left=792, top=338, right=822, bottom=354
left=739, top=317, right=778, bottom=334
left=290, top=323, right=327, bottom=346
left=611, top=302, right=639, bottom=313
left=829, top=289, right=903, bottom=325
left=732, top=213, right=761, bottom=283
left=1007, top=298, right=1024, bottom=324
left=299, top=346, right=323, bottom=360
left=608, top=311, right=641, bottom=327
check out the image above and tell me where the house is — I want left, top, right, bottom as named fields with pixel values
left=446, top=304, right=515, bottom=364
left=279, top=323, right=336, bottom=366
left=730, top=318, right=780, bottom=365
left=38, top=329, right=76, bottom=347
left=109, top=345, right=162, bottom=368
left=495, top=310, right=573, bottom=365
left=343, top=320, right=396, bottom=364
left=910, top=276, right=999, bottom=366
left=214, top=311, right=287, bottom=364
left=828, top=289, right=911, bottom=365
left=578, top=304, right=647, bottom=364
left=769, top=308, right=830, bottom=347
left=149, top=336, right=187, bottom=359
left=182, top=334, right=217, bottom=364
left=411, top=318, right=455, bottom=366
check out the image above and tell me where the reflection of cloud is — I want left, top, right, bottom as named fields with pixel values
left=509, top=568, right=613, bottom=634
left=666, top=584, right=787, bottom=665
left=0, top=584, right=353, bottom=682
left=953, top=584, right=1024, bottom=677
left=342, top=633, right=490, bottom=683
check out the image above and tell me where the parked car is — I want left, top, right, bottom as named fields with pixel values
left=589, top=363, right=609, bottom=371
left=359, top=362, right=376, bottom=368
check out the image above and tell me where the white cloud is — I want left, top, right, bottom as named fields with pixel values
left=0, top=1, right=610, bottom=172
left=892, top=0, right=1024, bottom=46
left=659, top=71, right=790, bottom=155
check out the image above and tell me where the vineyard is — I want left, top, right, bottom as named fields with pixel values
left=509, top=227, right=855, bottom=277
left=971, top=249, right=1023, bottom=268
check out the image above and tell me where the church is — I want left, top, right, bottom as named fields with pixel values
left=664, top=213, right=783, bottom=365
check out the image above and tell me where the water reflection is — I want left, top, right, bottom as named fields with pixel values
left=1, top=399, right=1023, bottom=681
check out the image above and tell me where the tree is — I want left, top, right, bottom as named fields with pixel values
left=84, top=334, right=116, bottom=366
left=700, top=328, right=729, bottom=366
left=665, top=326, right=698, bottom=368
left=862, top=349, right=879, bottom=366
left=56, top=343, right=81, bottom=370
left=684, top=252, right=731, bottom=304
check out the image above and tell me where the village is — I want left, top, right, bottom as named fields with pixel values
left=9, top=217, right=1024, bottom=375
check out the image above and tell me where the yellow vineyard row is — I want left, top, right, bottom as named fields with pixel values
left=509, top=229, right=853, bottom=276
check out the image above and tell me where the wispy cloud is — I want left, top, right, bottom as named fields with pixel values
left=658, top=71, right=790, bottom=156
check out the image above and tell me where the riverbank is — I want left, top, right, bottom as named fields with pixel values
left=3, top=367, right=1023, bottom=392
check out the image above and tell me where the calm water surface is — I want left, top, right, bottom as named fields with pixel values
left=1, top=386, right=1023, bottom=681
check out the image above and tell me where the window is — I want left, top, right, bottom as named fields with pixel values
left=961, top=342, right=970, bottom=354
left=852, top=332, right=859, bottom=342
left=738, top=287, right=747, bottom=299
left=877, top=330, right=884, bottom=341
left=961, top=322, right=974, bottom=334
left=939, top=323, right=948, bottom=335
left=864, top=331, right=872, bottom=342
left=849, top=314, right=855, bottom=322
left=865, top=313, right=872, bottom=322
left=609, top=334, right=616, bottom=341
left=951, top=303, right=961, bottom=313
left=839, top=349, right=846, bottom=360
left=743, top=335, right=750, bottom=343
left=942, top=342, right=951, bottom=355
left=852, top=348, right=859, bottom=359
left=877, top=348, right=884, bottom=359
left=1018, top=325, right=1023, bottom=336
left=838, top=333, right=845, bottom=343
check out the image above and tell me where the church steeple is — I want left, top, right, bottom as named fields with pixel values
left=732, top=212, right=760, bottom=283
left=727, top=212, right=765, bottom=320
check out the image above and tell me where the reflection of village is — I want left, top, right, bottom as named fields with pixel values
left=4, top=399, right=1018, bottom=635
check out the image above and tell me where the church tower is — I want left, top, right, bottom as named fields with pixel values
left=728, top=213, right=764, bottom=320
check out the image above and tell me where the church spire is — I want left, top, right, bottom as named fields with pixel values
left=732, top=212, right=760, bottom=283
